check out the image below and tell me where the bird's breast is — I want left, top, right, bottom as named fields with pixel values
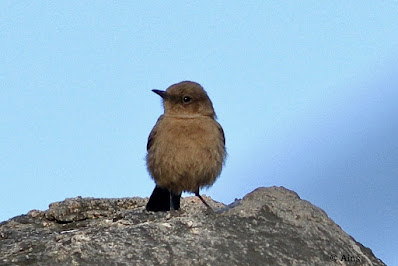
left=146, top=116, right=225, bottom=193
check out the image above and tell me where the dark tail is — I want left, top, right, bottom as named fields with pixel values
left=146, top=186, right=181, bottom=211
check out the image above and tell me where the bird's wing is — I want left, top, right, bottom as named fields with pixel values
left=147, top=115, right=164, bottom=151
left=217, top=121, right=225, bottom=146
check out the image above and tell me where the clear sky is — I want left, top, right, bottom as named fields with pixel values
left=1, top=2, right=397, bottom=264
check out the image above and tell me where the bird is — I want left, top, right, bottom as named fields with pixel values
left=145, top=81, right=226, bottom=212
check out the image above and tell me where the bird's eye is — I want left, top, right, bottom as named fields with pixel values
left=183, top=96, right=191, bottom=103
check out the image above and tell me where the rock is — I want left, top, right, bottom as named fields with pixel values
left=0, top=186, right=385, bottom=265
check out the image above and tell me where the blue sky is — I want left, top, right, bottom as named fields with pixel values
left=1, top=2, right=397, bottom=264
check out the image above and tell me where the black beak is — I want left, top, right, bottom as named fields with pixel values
left=152, top=90, right=167, bottom=99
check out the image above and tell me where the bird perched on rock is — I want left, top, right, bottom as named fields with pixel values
left=146, top=81, right=226, bottom=211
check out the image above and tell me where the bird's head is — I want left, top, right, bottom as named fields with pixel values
left=153, top=81, right=216, bottom=118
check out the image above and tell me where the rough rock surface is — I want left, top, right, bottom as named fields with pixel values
left=0, top=186, right=384, bottom=265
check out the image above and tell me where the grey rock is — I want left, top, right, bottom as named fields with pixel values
left=0, top=186, right=384, bottom=265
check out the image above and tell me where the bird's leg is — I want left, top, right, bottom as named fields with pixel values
left=170, top=192, right=182, bottom=210
left=195, top=189, right=214, bottom=212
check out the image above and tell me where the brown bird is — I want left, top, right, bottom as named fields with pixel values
left=146, top=81, right=226, bottom=211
